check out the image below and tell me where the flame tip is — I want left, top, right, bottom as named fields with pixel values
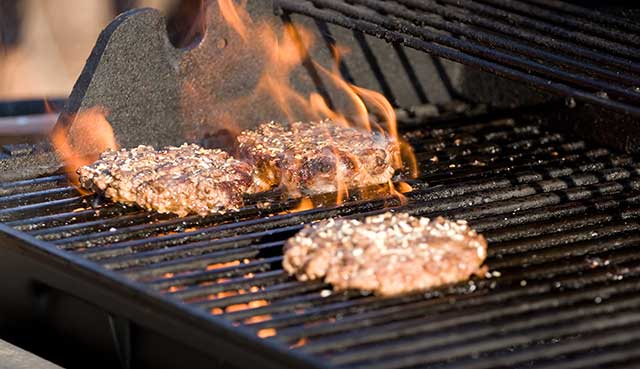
left=50, top=106, right=117, bottom=188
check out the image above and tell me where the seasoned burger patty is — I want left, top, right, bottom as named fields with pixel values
left=283, top=212, right=487, bottom=296
left=237, top=120, right=400, bottom=195
left=77, top=144, right=253, bottom=216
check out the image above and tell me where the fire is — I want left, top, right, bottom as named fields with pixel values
left=216, top=0, right=418, bottom=204
left=51, top=1, right=417, bottom=207
left=226, top=299, right=266, bottom=313
left=290, top=197, right=314, bottom=213
left=290, top=338, right=308, bottom=348
left=397, top=181, right=413, bottom=193
left=49, top=106, right=118, bottom=188
left=244, top=313, right=271, bottom=324
left=206, top=260, right=241, bottom=271
left=218, top=0, right=249, bottom=42
left=210, top=298, right=270, bottom=315
left=257, top=328, right=276, bottom=338
left=387, top=180, right=410, bottom=205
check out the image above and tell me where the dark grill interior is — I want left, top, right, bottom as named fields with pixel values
left=3, top=1, right=640, bottom=368
left=3, top=106, right=640, bottom=368
left=275, top=0, right=640, bottom=116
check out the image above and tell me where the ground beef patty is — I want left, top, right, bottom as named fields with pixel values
left=237, top=120, right=400, bottom=195
left=283, top=212, right=487, bottom=296
left=77, top=144, right=253, bottom=216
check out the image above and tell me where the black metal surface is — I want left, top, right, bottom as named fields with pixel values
left=2, top=107, right=640, bottom=368
left=274, top=0, right=640, bottom=118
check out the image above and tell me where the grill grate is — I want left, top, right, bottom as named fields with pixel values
left=274, top=0, right=640, bottom=117
left=3, top=108, right=640, bottom=368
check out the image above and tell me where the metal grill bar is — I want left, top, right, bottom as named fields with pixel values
left=73, top=173, right=639, bottom=272
left=3, top=108, right=640, bottom=368
left=356, top=0, right=640, bottom=88
left=443, top=0, right=640, bottom=55
left=92, top=174, right=640, bottom=277
left=405, top=0, right=639, bottom=74
left=0, top=186, right=77, bottom=209
left=48, top=157, right=637, bottom=251
left=0, top=196, right=85, bottom=221
left=474, top=0, right=638, bottom=46
left=45, top=135, right=592, bottom=250
left=149, top=256, right=283, bottom=289
left=275, top=0, right=640, bottom=116
left=0, top=174, right=67, bottom=196
left=534, top=347, right=640, bottom=369
left=238, top=235, right=640, bottom=331
left=265, top=253, right=640, bottom=342
left=525, top=0, right=640, bottom=34
left=354, top=320, right=640, bottom=369
left=301, top=268, right=640, bottom=345
left=330, top=298, right=640, bottom=366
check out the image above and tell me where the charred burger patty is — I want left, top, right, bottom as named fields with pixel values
left=283, top=212, right=487, bottom=296
left=237, top=120, right=400, bottom=195
left=78, top=144, right=254, bottom=216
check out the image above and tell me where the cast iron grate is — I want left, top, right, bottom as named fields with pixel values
left=274, top=0, right=640, bottom=117
left=2, top=107, right=640, bottom=368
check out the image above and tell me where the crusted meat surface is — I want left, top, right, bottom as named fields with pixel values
left=237, top=120, right=400, bottom=195
left=77, top=144, right=253, bottom=216
left=283, top=212, right=487, bottom=296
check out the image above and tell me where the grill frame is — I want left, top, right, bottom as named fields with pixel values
left=0, top=222, right=327, bottom=369
left=3, top=1, right=640, bottom=366
left=3, top=104, right=640, bottom=369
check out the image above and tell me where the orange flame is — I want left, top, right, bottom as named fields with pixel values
left=387, top=180, right=407, bottom=205
left=50, top=107, right=118, bottom=188
left=244, top=314, right=272, bottom=324
left=210, top=298, right=270, bottom=316
left=206, top=260, right=241, bottom=271
left=218, top=0, right=250, bottom=42
left=216, top=0, right=417, bottom=205
left=52, top=1, right=417, bottom=208
left=291, top=197, right=314, bottom=213
left=258, top=328, right=276, bottom=338
left=397, top=181, right=413, bottom=193
left=291, top=338, right=308, bottom=348
left=226, top=299, right=268, bottom=313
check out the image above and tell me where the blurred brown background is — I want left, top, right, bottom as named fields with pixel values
left=0, top=0, right=180, bottom=100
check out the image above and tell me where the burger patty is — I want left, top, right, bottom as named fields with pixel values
left=77, top=144, right=254, bottom=216
left=283, top=212, right=487, bottom=296
left=237, top=120, right=400, bottom=196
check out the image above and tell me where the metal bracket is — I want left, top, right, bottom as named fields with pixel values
left=55, top=1, right=318, bottom=151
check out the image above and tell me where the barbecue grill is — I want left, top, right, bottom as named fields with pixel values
left=2, top=1, right=640, bottom=369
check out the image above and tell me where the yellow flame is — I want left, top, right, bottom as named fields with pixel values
left=291, top=197, right=314, bottom=213
left=50, top=107, right=118, bottom=189
left=215, top=0, right=417, bottom=205
left=218, top=0, right=250, bottom=41
left=258, top=328, right=277, bottom=338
